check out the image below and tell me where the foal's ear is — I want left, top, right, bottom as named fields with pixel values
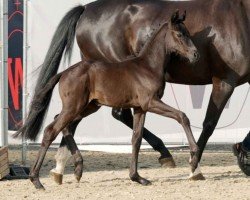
left=181, top=10, right=186, bottom=22
left=171, top=9, right=179, bottom=24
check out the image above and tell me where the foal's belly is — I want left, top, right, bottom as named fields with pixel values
left=90, top=82, right=142, bottom=108
left=95, top=96, right=140, bottom=109
left=88, top=65, right=157, bottom=109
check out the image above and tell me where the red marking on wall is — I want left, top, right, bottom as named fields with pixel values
left=8, top=58, right=23, bottom=110
left=14, top=0, right=21, bottom=11
left=8, top=11, right=23, bottom=21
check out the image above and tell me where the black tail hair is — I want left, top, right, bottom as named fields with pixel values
left=14, top=5, right=85, bottom=141
left=14, top=73, right=62, bottom=140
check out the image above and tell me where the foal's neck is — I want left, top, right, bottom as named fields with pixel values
left=138, top=22, right=169, bottom=74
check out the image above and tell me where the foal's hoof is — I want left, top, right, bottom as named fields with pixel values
left=74, top=167, right=83, bottom=183
left=139, top=178, right=152, bottom=186
left=35, top=184, right=45, bottom=190
left=75, top=174, right=82, bottom=183
left=131, top=175, right=152, bottom=186
left=189, top=173, right=206, bottom=181
left=30, top=177, right=45, bottom=190
left=159, top=156, right=176, bottom=168
left=50, top=170, right=63, bottom=185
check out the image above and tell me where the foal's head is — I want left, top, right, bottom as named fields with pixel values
left=165, top=10, right=199, bottom=63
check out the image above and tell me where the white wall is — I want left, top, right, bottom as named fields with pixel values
left=19, top=0, right=250, bottom=145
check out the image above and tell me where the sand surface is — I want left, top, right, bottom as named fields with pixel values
left=1, top=145, right=250, bottom=200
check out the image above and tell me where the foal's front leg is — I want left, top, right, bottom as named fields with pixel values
left=112, top=108, right=175, bottom=167
left=147, top=98, right=199, bottom=174
left=51, top=103, right=100, bottom=184
left=62, top=133, right=83, bottom=182
left=129, top=108, right=151, bottom=185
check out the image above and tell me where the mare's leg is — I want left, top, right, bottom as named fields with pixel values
left=147, top=98, right=199, bottom=175
left=129, top=108, right=151, bottom=185
left=30, top=111, right=78, bottom=189
left=192, top=78, right=234, bottom=179
left=233, top=132, right=250, bottom=176
left=51, top=103, right=100, bottom=184
left=112, top=108, right=175, bottom=167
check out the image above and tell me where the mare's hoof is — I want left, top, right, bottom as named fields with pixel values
left=233, top=143, right=250, bottom=176
left=159, top=156, right=176, bottom=168
left=189, top=173, right=206, bottom=181
left=50, top=171, right=63, bottom=185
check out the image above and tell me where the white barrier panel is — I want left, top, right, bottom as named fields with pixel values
left=0, top=0, right=8, bottom=146
left=23, top=0, right=249, bottom=145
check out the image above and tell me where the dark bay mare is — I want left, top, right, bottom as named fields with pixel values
left=20, top=0, right=250, bottom=182
left=15, top=12, right=200, bottom=189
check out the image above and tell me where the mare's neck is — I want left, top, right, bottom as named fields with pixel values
left=138, top=23, right=169, bottom=75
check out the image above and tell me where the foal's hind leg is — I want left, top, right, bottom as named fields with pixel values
left=51, top=103, right=100, bottom=184
left=129, top=108, right=151, bottom=185
left=30, top=111, right=78, bottom=189
left=50, top=118, right=81, bottom=185
left=147, top=98, right=199, bottom=175
left=112, top=108, right=175, bottom=167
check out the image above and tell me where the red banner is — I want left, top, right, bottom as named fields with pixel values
left=8, top=0, right=23, bottom=130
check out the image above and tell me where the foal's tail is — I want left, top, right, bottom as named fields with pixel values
left=14, top=73, right=63, bottom=141
left=14, top=6, right=85, bottom=141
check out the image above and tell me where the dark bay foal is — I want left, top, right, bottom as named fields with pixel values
left=15, top=11, right=199, bottom=189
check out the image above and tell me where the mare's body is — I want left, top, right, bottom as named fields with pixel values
left=76, top=0, right=250, bottom=172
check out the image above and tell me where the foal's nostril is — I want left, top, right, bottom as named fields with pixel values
left=194, top=51, right=200, bottom=60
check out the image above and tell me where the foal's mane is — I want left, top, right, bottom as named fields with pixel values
left=138, top=21, right=169, bottom=58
